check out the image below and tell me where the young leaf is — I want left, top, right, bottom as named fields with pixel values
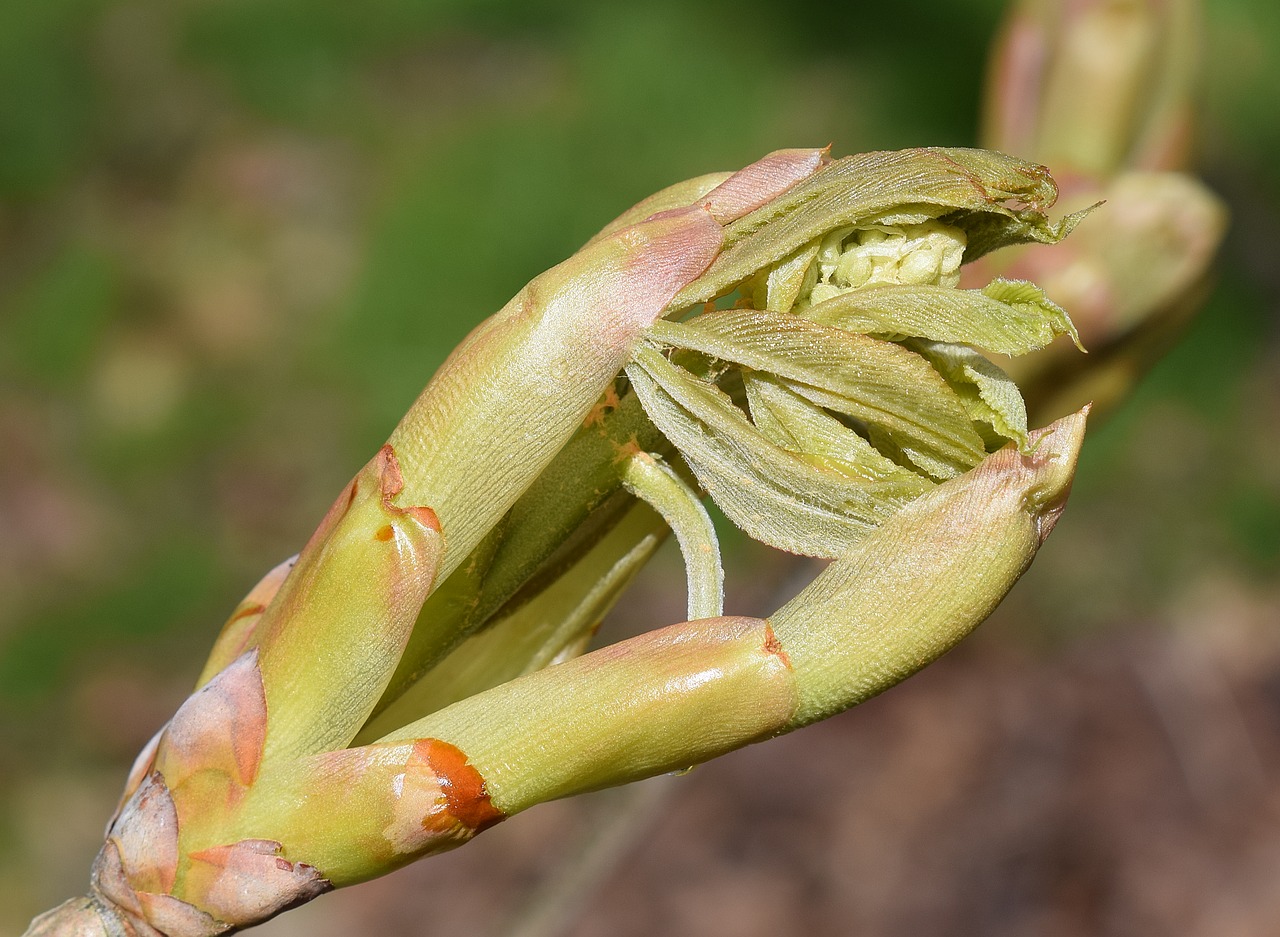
left=670, top=147, right=1077, bottom=309
left=747, top=240, right=820, bottom=313
left=801, top=278, right=1081, bottom=355
left=648, top=311, right=987, bottom=479
left=910, top=340, right=1030, bottom=450
left=742, top=374, right=931, bottom=489
left=625, top=346, right=923, bottom=558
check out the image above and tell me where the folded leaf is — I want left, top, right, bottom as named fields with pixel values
left=802, top=277, right=1081, bottom=355
left=742, top=375, right=931, bottom=488
left=648, top=310, right=987, bottom=478
left=626, top=346, right=923, bottom=557
left=910, top=340, right=1030, bottom=449
left=670, top=147, right=1079, bottom=309
left=774, top=407, right=1088, bottom=726
left=747, top=240, right=820, bottom=313
left=359, top=504, right=667, bottom=740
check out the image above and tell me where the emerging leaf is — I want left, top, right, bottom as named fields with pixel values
left=626, top=345, right=925, bottom=558
left=670, top=147, right=1082, bottom=309
left=648, top=311, right=988, bottom=478
left=802, top=278, right=1081, bottom=355
left=910, top=340, right=1030, bottom=450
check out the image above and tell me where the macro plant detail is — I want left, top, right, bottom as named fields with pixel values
left=974, top=0, right=1227, bottom=422
left=27, top=146, right=1091, bottom=936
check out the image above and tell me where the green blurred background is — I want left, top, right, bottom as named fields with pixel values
left=2, top=0, right=1278, bottom=933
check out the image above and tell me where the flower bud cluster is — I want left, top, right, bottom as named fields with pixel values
left=807, top=220, right=967, bottom=304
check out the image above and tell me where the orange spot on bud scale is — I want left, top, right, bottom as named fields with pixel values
left=376, top=444, right=404, bottom=499
left=405, top=504, right=441, bottom=532
left=583, top=385, right=622, bottom=430
left=376, top=444, right=442, bottom=533
left=228, top=602, right=265, bottom=624
left=611, top=435, right=645, bottom=465
left=374, top=525, right=394, bottom=542
left=762, top=622, right=792, bottom=670
left=412, top=739, right=504, bottom=833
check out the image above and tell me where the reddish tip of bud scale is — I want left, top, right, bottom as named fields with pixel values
left=161, top=650, right=268, bottom=795
left=1025, top=404, right=1089, bottom=543
left=604, top=205, right=723, bottom=335
left=703, top=147, right=829, bottom=224
left=186, top=840, right=331, bottom=927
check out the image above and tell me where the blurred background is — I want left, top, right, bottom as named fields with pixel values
left=2, top=0, right=1279, bottom=934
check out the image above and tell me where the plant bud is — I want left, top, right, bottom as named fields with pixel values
left=983, top=0, right=1200, bottom=177
left=975, top=0, right=1225, bottom=423
left=27, top=146, right=1091, bottom=936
